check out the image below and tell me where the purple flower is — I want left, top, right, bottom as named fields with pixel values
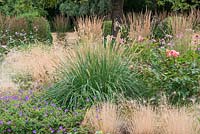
left=197, top=48, right=200, bottom=51
left=11, top=96, right=18, bottom=100
left=32, top=130, right=36, bottom=134
left=25, top=96, right=30, bottom=101
left=7, top=129, right=11, bottom=132
left=19, top=111, right=23, bottom=116
left=1, top=96, right=8, bottom=100
left=0, top=120, right=3, bottom=125
left=59, top=126, right=63, bottom=130
left=51, top=103, right=56, bottom=107
left=50, top=127, right=55, bottom=133
left=7, top=121, right=12, bottom=125
left=58, top=107, right=62, bottom=110
left=64, top=109, right=68, bottom=113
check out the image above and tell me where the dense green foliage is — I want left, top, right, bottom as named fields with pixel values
left=60, top=0, right=111, bottom=16
left=0, top=0, right=199, bottom=18
left=0, top=0, right=59, bottom=16
left=157, top=0, right=200, bottom=11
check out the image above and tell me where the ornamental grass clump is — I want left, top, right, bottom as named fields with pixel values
left=127, top=11, right=152, bottom=41
left=82, top=103, right=122, bottom=134
left=76, top=16, right=103, bottom=45
left=46, top=43, right=145, bottom=109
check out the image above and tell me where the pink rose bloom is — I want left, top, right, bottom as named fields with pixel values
left=166, top=49, right=180, bottom=58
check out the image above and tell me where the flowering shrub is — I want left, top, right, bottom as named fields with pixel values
left=135, top=44, right=200, bottom=104
left=0, top=15, right=52, bottom=49
left=0, top=92, right=88, bottom=133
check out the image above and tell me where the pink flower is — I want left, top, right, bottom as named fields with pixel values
left=193, top=34, right=200, bottom=40
left=106, top=35, right=114, bottom=42
left=118, top=38, right=125, bottom=44
left=166, top=49, right=180, bottom=58
left=138, top=35, right=144, bottom=42
left=191, top=33, right=200, bottom=45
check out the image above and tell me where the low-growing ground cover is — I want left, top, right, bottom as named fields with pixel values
left=0, top=91, right=88, bottom=133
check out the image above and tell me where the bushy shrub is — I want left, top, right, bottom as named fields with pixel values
left=46, top=44, right=146, bottom=109
left=0, top=92, right=88, bottom=133
left=134, top=43, right=200, bottom=105
left=0, top=15, right=52, bottom=48
left=32, top=17, right=53, bottom=43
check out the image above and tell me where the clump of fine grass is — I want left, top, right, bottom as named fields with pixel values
left=76, top=16, right=103, bottom=44
left=46, top=43, right=145, bottom=109
left=2, top=43, right=68, bottom=85
left=127, top=11, right=152, bottom=41
left=128, top=104, right=157, bottom=134
left=53, top=14, right=69, bottom=33
left=53, top=14, right=69, bottom=39
left=160, top=107, right=199, bottom=134
left=167, top=13, right=196, bottom=53
left=82, top=103, right=123, bottom=134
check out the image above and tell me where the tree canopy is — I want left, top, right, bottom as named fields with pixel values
left=59, top=0, right=111, bottom=16
left=0, top=0, right=199, bottom=17
left=0, top=0, right=59, bottom=16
